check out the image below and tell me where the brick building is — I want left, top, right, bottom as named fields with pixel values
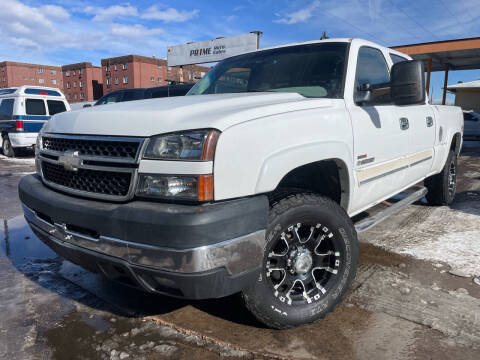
left=0, top=61, right=62, bottom=89
left=62, top=62, right=103, bottom=103
left=101, top=55, right=209, bottom=95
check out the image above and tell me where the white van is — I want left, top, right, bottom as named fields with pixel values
left=0, top=86, right=70, bottom=157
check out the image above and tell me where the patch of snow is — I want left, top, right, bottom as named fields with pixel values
left=401, top=231, right=480, bottom=277
left=0, top=154, right=35, bottom=164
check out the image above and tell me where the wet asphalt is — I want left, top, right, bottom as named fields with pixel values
left=1, top=143, right=480, bottom=360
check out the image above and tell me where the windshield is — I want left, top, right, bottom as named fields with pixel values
left=188, top=42, right=348, bottom=98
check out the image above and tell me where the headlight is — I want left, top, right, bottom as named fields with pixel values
left=144, top=129, right=220, bottom=161
left=136, top=174, right=213, bottom=201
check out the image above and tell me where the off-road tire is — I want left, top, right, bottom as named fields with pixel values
left=2, top=136, right=16, bottom=157
left=425, top=150, right=457, bottom=205
left=241, top=193, right=358, bottom=329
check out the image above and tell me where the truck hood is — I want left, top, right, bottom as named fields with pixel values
left=45, top=92, right=334, bottom=137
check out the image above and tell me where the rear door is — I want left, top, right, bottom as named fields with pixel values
left=22, top=98, right=49, bottom=133
left=0, top=98, right=15, bottom=132
left=389, top=53, right=435, bottom=184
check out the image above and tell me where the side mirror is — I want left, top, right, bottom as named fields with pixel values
left=391, top=60, right=425, bottom=105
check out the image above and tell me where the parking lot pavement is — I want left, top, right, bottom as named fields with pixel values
left=1, top=142, right=479, bottom=360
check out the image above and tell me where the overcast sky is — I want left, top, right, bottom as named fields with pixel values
left=2, top=0, right=480, bottom=102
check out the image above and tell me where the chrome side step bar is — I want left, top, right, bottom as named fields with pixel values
left=354, top=186, right=428, bottom=233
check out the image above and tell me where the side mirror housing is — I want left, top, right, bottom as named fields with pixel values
left=391, top=60, right=425, bottom=105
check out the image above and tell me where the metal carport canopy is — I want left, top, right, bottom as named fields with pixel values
left=391, top=37, right=480, bottom=104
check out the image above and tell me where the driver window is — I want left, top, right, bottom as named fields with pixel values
left=355, top=47, right=390, bottom=94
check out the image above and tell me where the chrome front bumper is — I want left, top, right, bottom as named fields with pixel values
left=23, top=204, right=265, bottom=276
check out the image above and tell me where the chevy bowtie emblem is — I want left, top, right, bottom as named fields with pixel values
left=58, top=150, right=81, bottom=171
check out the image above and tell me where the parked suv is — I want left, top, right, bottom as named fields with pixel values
left=19, top=39, right=463, bottom=329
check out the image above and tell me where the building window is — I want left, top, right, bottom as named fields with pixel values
left=72, top=69, right=76, bottom=76
left=0, top=66, right=4, bottom=72
left=114, top=64, right=118, bottom=71
left=30, top=77, right=34, bottom=81
left=38, top=78, right=44, bottom=84
left=122, top=63, right=128, bottom=70
left=66, top=70, right=70, bottom=76
left=51, top=79, right=57, bottom=85
left=38, top=68, right=43, bottom=73
left=79, top=81, right=83, bottom=88
left=157, top=64, right=162, bottom=69
left=51, top=69, right=56, bottom=75
left=123, top=76, right=128, bottom=84
left=73, top=81, right=76, bottom=88
left=74, top=94, right=77, bottom=100
left=106, top=64, right=110, bottom=71
left=23, top=76, right=27, bottom=80
left=114, top=77, right=119, bottom=85
left=80, top=93, right=85, bottom=100
left=158, top=77, right=162, bottom=82
left=150, top=76, right=155, bottom=82
left=79, top=68, right=83, bottom=75
left=106, top=78, right=111, bottom=85
left=66, top=81, right=70, bottom=89
left=67, top=94, right=72, bottom=100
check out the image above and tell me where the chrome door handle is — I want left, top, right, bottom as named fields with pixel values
left=399, top=117, right=409, bottom=130
left=426, top=116, right=434, bottom=127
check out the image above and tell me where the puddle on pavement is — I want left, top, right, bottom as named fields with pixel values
left=1, top=215, right=56, bottom=265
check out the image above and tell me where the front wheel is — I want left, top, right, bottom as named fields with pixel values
left=2, top=136, right=16, bottom=157
left=425, top=150, right=457, bottom=205
left=242, top=193, right=358, bottom=329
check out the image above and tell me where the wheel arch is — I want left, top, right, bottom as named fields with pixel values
left=255, top=142, right=353, bottom=211
left=450, top=132, right=462, bottom=156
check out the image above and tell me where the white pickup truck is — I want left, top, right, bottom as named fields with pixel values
left=19, top=38, right=463, bottom=329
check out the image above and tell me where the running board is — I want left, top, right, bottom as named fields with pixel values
left=354, top=186, right=428, bottom=233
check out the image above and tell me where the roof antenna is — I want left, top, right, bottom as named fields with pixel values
left=320, top=31, right=329, bottom=40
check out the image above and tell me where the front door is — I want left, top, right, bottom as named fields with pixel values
left=346, top=46, right=411, bottom=213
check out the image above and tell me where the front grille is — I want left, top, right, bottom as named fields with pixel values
left=42, top=137, right=140, bottom=159
left=42, top=162, right=132, bottom=197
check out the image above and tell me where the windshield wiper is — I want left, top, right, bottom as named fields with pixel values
left=246, top=89, right=277, bottom=93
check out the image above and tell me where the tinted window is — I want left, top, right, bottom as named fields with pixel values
left=122, top=90, right=144, bottom=102
left=355, top=47, right=390, bottom=90
left=95, top=92, right=124, bottom=105
left=0, top=99, right=14, bottom=120
left=25, top=99, right=46, bottom=115
left=189, top=43, right=348, bottom=98
left=169, top=86, right=191, bottom=97
left=47, top=100, right=67, bottom=115
left=390, top=54, right=407, bottom=64
left=149, top=88, right=169, bottom=98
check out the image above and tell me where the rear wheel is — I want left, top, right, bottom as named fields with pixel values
left=2, top=136, right=16, bottom=157
left=425, top=150, right=457, bottom=205
left=242, top=193, right=358, bottom=329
